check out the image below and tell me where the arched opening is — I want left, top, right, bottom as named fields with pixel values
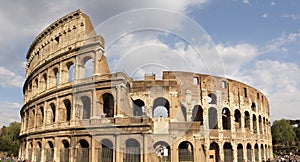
left=192, top=105, right=203, bottom=125
left=133, top=99, right=144, bottom=116
left=46, top=141, right=54, bottom=162
left=153, top=141, right=170, bottom=162
left=178, top=141, right=194, bottom=162
left=253, top=115, right=257, bottom=134
left=60, top=140, right=70, bottom=162
left=54, top=68, right=59, bottom=86
left=254, top=144, right=259, bottom=162
left=100, top=139, right=113, bottom=162
left=77, top=139, right=89, bottom=162
left=223, top=143, right=233, bottom=162
left=67, top=62, right=74, bottom=82
left=102, top=93, right=114, bottom=117
left=261, top=144, right=265, bottom=161
left=259, top=115, right=263, bottom=134
left=237, top=144, right=243, bottom=162
left=208, top=107, right=218, bottom=129
left=81, top=96, right=91, bottom=119
left=153, top=97, right=170, bottom=118
left=209, top=142, right=219, bottom=162
left=124, top=138, right=140, bottom=162
left=222, top=108, right=231, bottom=130
left=181, top=104, right=187, bottom=121
left=50, top=103, right=56, bottom=123
left=244, top=111, right=250, bottom=129
left=84, top=57, right=94, bottom=78
left=64, top=99, right=71, bottom=122
left=42, top=73, right=47, bottom=90
left=251, top=102, right=256, bottom=112
left=29, top=109, right=35, bottom=128
left=247, top=144, right=252, bottom=162
left=37, top=107, right=44, bottom=127
left=234, top=109, right=241, bottom=129
left=208, top=93, right=217, bottom=104
left=263, top=117, right=266, bottom=134
left=35, top=142, right=42, bottom=162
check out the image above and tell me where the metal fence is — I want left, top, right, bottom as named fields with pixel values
left=76, top=148, right=89, bottom=162
left=237, top=149, right=243, bottom=162
left=97, top=147, right=113, bottom=162
left=28, top=148, right=32, bottom=162
left=247, top=148, right=252, bottom=162
left=123, top=147, right=140, bottom=162
left=46, top=148, right=54, bottom=162
left=224, top=149, right=233, bottom=162
left=35, top=148, right=42, bottom=162
left=178, top=149, right=194, bottom=162
left=60, top=148, right=70, bottom=162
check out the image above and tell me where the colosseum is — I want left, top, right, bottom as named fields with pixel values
left=19, top=10, right=273, bottom=162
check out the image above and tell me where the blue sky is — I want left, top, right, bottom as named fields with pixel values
left=0, top=0, right=299, bottom=126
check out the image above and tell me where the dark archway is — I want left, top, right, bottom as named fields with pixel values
left=244, top=111, right=250, bottom=129
left=247, top=143, right=252, bottom=162
left=222, top=108, right=231, bottom=130
left=153, top=141, right=170, bottom=162
left=102, top=93, right=114, bottom=117
left=133, top=99, right=144, bottom=116
left=81, top=96, right=91, bottom=119
left=100, top=139, right=113, bottom=162
left=237, top=144, right=243, bottom=162
left=77, top=139, right=89, bottom=162
left=208, top=107, right=218, bottom=129
left=209, top=142, right=219, bottom=162
left=223, top=143, right=233, bottom=162
left=60, top=140, right=70, bottom=162
left=234, top=109, right=241, bottom=128
left=208, top=93, right=217, bottom=104
left=192, top=105, right=203, bottom=125
left=178, top=141, right=194, bottom=162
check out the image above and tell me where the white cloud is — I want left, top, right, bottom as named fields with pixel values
left=271, top=2, right=276, bottom=6
left=0, top=66, right=24, bottom=88
left=264, top=30, right=300, bottom=53
left=235, top=60, right=300, bottom=121
left=281, top=13, right=300, bottom=20
left=0, top=101, right=21, bottom=126
left=243, top=0, right=249, bottom=4
left=261, top=13, right=269, bottom=19
left=216, top=43, right=258, bottom=76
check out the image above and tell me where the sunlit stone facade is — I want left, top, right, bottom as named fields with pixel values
left=19, top=10, right=272, bottom=162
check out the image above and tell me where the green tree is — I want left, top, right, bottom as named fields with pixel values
left=0, top=122, right=21, bottom=156
left=271, top=119, right=296, bottom=146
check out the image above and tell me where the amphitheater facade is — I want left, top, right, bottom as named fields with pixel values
left=19, top=10, right=273, bottom=162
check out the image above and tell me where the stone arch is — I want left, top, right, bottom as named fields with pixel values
left=191, top=105, right=203, bottom=125
left=49, top=103, right=56, bottom=124
left=37, top=106, right=44, bottom=127
left=124, top=138, right=140, bottom=162
left=237, top=144, right=243, bottom=162
left=223, top=142, right=233, bottom=162
left=254, top=143, right=259, bottom=162
left=60, top=139, right=70, bottom=162
left=78, top=139, right=90, bottom=162
left=261, top=144, right=265, bottom=161
left=83, top=56, right=94, bottom=78
left=153, top=97, right=170, bottom=118
left=102, top=93, right=114, bottom=117
left=178, top=141, right=194, bottom=162
left=52, top=67, right=59, bottom=86
left=251, top=102, right=256, bottom=112
left=259, top=115, right=263, bottom=134
left=45, top=141, right=54, bottom=162
left=42, top=73, right=47, bottom=90
left=247, top=143, right=252, bottom=162
left=208, top=93, right=217, bottom=104
left=66, top=61, right=74, bottom=82
left=63, top=99, right=72, bottom=121
left=253, top=114, right=257, bottom=134
left=181, top=104, right=187, bottom=121
left=208, top=107, right=218, bottom=129
left=101, top=139, right=113, bottom=162
left=222, top=108, right=231, bottom=130
left=35, top=141, right=42, bottom=162
left=234, top=109, right=241, bottom=129
left=133, top=99, right=145, bottom=116
left=153, top=141, right=170, bottom=161
left=81, top=96, right=91, bottom=119
left=244, top=111, right=250, bottom=129
left=209, top=142, right=220, bottom=162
